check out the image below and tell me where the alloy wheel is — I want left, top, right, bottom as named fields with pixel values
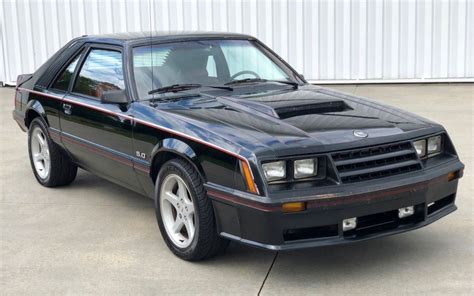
left=160, top=174, right=196, bottom=248
left=30, top=127, right=50, bottom=179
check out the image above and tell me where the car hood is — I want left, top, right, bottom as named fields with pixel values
left=152, top=85, right=439, bottom=157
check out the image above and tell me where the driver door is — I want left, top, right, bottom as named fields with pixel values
left=59, top=45, right=140, bottom=191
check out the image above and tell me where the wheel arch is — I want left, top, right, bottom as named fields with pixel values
left=25, top=100, right=48, bottom=128
left=149, top=138, right=206, bottom=184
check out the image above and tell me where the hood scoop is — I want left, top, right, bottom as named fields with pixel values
left=217, top=94, right=353, bottom=120
left=275, top=99, right=352, bottom=119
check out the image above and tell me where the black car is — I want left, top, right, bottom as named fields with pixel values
left=13, top=32, right=464, bottom=260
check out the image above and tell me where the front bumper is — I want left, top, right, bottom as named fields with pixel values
left=206, top=160, right=463, bottom=251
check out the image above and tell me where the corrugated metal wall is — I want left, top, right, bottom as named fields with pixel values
left=1, top=0, right=473, bottom=84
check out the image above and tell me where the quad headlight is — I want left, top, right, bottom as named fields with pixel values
left=413, top=135, right=443, bottom=158
left=262, top=158, right=319, bottom=182
left=294, top=158, right=318, bottom=179
left=427, top=135, right=442, bottom=154
left=262, top=161, right=286, bottom=181
left=413, top=139, right=427, bottom=158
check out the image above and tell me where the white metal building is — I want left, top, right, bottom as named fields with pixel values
left=1, top=0, right=473, bottom=85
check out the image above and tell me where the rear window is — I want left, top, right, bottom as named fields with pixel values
left=133, top=47, right=171, bottom=67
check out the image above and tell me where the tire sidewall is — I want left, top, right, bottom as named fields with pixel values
left=28, top=118, right=52, bottom=185
left=154, top=160, right=201, bottom=258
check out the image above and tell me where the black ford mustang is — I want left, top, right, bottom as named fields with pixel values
left=13, top=32, right=464, bottom=260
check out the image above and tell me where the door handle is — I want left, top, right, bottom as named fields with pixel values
left=63, top=103, right=72, bottom=115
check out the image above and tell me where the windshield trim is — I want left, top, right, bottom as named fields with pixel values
left=128, top=38, right=305, bottom=102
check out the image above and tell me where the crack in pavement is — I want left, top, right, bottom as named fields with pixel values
left=258, top=251, right=279, bottom=295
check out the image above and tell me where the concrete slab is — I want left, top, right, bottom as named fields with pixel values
left=0, top=87, right=274, bottom=295
left=262, top=83, right=473, bottom=295
left=1, top=84, right=473, bottom=295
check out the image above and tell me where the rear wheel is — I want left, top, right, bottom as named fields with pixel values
left=28, top=118, right=77, bottom=187
left=155, top=158, right=229, bottom=261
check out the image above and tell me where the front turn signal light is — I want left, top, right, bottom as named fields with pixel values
left=240, top=160, right=259, bottom=194
left=282, top=202, right=306, bottom=213
left=447, top=170, right=462, bottom=182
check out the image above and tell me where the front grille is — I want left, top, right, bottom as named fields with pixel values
left=331, top=142, right=422, bottom=183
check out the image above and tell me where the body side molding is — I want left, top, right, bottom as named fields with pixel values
left=17, top=87, right=259, bottom=194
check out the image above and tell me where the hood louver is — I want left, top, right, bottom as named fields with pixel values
left=275, top=100, right=352, bottom=119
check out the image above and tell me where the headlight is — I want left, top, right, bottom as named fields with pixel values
left=427, top=135, right=442, bottom=154
left=294, top=158, right=318, bottom=179
left=414, top=135, right=443, bottom=158
left=262, top=161, right=286, bottom=181
left=413, top=139, right=427, bottom=158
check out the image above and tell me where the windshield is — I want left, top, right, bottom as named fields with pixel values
left=132, top=39, right=296, bottom=99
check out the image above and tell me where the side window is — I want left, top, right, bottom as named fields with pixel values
left=51, top=54, right=81, bottom=91
left=73, top=49, right=124, bottom=99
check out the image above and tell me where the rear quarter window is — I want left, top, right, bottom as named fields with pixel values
left=50, top=55, right=81, bottom=91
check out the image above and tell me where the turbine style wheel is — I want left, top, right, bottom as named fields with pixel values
left=160, top=174, right=196, bottom=248
left=30, top=126, right=51, bottom=180
left=28, top=117, right=77, bottom=187
left=155, top=158, right=229, bottom=261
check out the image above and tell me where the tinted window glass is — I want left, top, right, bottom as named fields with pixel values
left=132, top=40, right=292, bottom=100
left=73, top=49, right=124, bottom=98
left=221, top=41, right=288, bottom=80
left=51, top=54, right=80, bottom=91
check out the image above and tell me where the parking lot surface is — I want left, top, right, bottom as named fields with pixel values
left=1, top=84, right=472, bottom=295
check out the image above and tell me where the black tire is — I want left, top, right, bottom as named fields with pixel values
left=155, top=158, right=229, bottom=261
left=28, top=117, right=77, bottom=187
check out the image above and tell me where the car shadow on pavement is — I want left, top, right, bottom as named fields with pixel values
left=59, top=169, right=155, bottom=208
left=258, top=233, right=446, bottom=284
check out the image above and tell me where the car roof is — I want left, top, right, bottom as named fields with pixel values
left=77, top=31, right=255, bottom=46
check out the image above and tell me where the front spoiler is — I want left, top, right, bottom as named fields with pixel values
left=219, top=203, right=456, bottom=251
left=206, top=159, right=463, bottom=250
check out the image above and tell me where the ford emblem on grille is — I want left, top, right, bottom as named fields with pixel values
left=353, top=130, right=368, bottom=138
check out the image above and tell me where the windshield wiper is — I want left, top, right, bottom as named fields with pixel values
left=148, top=84, right=201, bottom=95
left=271, top=80, right=299, bottom=88
left=224, top=78, right=298, bottom=88
left=203, top=85, right=234, bottom=91
left=224, top=78, right=268, bottom=86
left=148, top=84, right=233, bottom=95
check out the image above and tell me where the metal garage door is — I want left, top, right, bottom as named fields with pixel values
left=1, top=0, right=473, bottom=84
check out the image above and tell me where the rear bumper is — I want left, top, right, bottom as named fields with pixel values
left=12, top=110, right=27, bottom=132
left=206, top=160, right=463, bottom=251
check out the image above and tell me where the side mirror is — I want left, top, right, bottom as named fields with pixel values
left=299, top=73, right=305, bottom=80
left=100, top=90, right=128, bottom=104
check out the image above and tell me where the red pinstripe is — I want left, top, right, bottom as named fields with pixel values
left=61, top=135, right=132, bottom=167
left=209, top=173, right=450, bottom=212
left=20, top=88, right=257, bottom=193
left=207, top=190, right=280, bottom=212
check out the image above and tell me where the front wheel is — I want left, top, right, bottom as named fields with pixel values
left=155, top=158, right=229, bottom=261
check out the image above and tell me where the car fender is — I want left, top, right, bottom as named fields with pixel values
left=24, top=99, right=48, bottom=127
left=150, top=138, right=206, bottom=181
